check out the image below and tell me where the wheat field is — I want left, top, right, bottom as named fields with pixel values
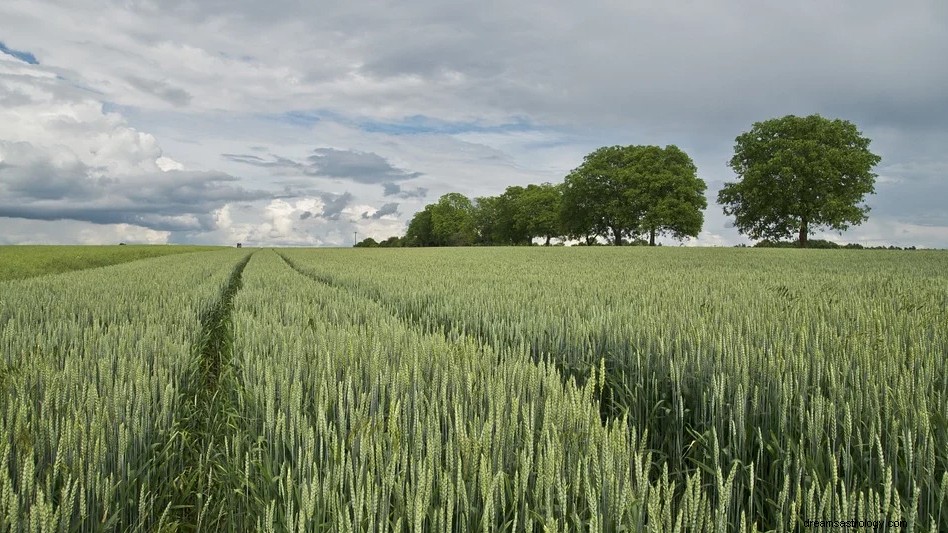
left=0, top=247, right=945, bottom=531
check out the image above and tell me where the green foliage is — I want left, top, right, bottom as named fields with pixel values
left=430, top=192, right=477, bottom=246
left=354, top=237, right=380, bottom=247
left=377, top=236, right=404, bottom=247
left=406, top=193, right=478, bottom=246
left=520, top=183, right=563, bottom=245
left=633, top=145, right=707, bottom=245
left=473, top=186, right=534, bottom=245
left=404, top=205, right=435, bottom=246
left=562, top=145, right=706, bottom=245
left=719, top=114, right=882, bottom=247
left=562, top=145, right=641, bottom=244
left=0, top=244, right=221, bottom=281
left=355, top=236, right=404, bottom=248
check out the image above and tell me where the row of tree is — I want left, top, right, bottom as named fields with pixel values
left=359, top=144, right=707, bottom=247
left=357, top=115, right=881, bottom=248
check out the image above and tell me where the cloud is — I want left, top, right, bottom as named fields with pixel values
left=224, top=147, right=422, bottom=184
left=362, top=202, right=399, bottom=219
left=319, top=191, right=353, bottom=220
left=0, top=138, right=265, bottom=233
left=0, top=218, right=170, bottom=245
left=307, top=148, right=422, bottom=183
left=383, top=182, right=428, bottom=198
left=125, top=76, right=192, bottom=107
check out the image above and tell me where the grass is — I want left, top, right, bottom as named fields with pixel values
left=0, top=244, right=224, bottom=282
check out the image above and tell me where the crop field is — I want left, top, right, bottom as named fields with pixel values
left=0, top=245, right=223, bottom=282
left=0, top=246, right=946, bottom=531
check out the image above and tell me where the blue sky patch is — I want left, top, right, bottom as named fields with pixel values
left=0, top=41, right=39, bottom=64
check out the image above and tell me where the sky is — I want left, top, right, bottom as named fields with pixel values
left=1, top=0, right=946, bottom=247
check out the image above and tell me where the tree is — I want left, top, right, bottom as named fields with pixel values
left=633, top=145, right=707, bottom=245
left=404, top=205, right=435, bottom=246
left=519, top=183, right=563, bottom=245
left=562, top=145, right=707, bottom=245
left=718, top=114, right=881, bottom=248
left=353, top=237, right=379, bottom=248
left=496, top=186, right=531, bottom=245
left=562, top=146, right=643, bottom=245
left=429, top=193, right=476, bottom=246
left=473, top=195, right=501, bottom=245
left=378, top=236, right=404, bottom=247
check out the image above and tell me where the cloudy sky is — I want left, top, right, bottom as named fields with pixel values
left=1, top=0, right=946, bottom=247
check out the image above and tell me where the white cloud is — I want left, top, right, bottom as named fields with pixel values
left=0, top=218, right=169, bottom=245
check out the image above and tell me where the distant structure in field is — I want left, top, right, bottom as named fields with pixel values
left=236, top=243, right=242, bottom=248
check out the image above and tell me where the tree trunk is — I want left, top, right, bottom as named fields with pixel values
left=612, top=228, right=622, bottom=246
left=649, top=228, right=656, bottom=246
left=544, top=235, right=551, bottom=246
left=799, top=217, right=808, bottom=248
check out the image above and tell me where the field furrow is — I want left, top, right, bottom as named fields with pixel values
left=165, top=251, right=253, bottom=531
left=0, top=250, right=248, bottom=531
left=278, top=247, right=948, bottom=531
left=224, top=250, right=657, bottom=531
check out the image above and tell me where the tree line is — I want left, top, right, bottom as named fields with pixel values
left=359, top=144, right=708, bottom=247
left=357, top=114, right=881, bottom=248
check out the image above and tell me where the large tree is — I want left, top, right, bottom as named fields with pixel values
left=562, top=146, right=642, bottom=245
left=562, top=145, right=706, bottom=245
left=718, top=114, right=881, bottom=247
left=473, top=186, right=532, bottom=245
left=472, top=195, right=502, bottom=245
left=519, top=183, right=563, bottom=245
left=632, top=145, right=707, bottom=245
left=429, top=193, right=476, bottom=246
left=404, top=205, right=435, bottom=246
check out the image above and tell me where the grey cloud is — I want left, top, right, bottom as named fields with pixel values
left=0, top=144, right=102, bottom=201
left=126, top=76, right=193, bottom=107
left=362, top=202, right=399, bottom=219
left=0, top=205, right=210, bottom=231
left=867, top=163, right=948, bottom=227
left=319, top=191, right=353, bottom=220
left=223, top=148, right=422, bottom=184
left=0, top=141, right=267, bottom=232
left=299, top=210, right=312, bottom=220
left=383, top=182, right=428, bottom=199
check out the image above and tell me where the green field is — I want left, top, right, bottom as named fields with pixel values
left=1, top=247, right=945, bottom=531
left=0, top=245, right=223, bottom=282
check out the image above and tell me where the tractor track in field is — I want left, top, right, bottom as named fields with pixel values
left=274, top=251, right=629, bottom=421
left=163, top=251, right=254, bottom=531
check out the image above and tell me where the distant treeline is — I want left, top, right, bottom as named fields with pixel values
left=358, top=144, right=708, bottom=247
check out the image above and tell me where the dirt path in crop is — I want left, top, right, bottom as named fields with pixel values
left=163, top=251, right=254, bottom=531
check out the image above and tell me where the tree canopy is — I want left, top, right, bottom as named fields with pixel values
left=379, top=145, right=709, bottom=248
left=562, top=145, right=706, bottom=245
left=430, top=193, right=476, bottom=246
left=718, top=114, right=881, bottom=247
